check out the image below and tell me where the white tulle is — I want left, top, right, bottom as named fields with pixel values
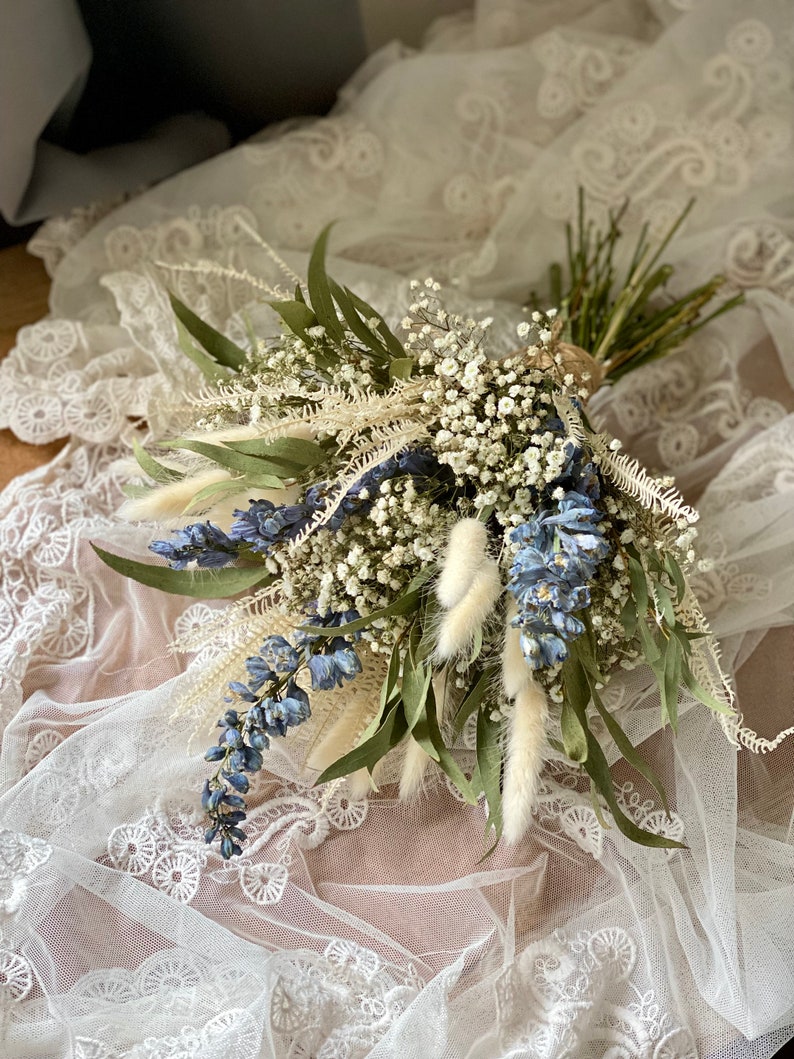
left=1, top=1, right=794, bottom=1056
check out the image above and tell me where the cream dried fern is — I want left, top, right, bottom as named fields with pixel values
left=591, top=434, right=699, bottom=524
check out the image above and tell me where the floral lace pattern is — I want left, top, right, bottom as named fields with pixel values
left=533, top=762, right=685, bottom=860
left=270, top=942, right=425, bottom=1059
left=496, top=927, right=698, bottom=1057
left=105, top=786, right=368, bottom=908
left=0, top=442, right=122, bottom=686
left=65, top=956, right=266, bottom=1059
left=542, top=18, right=793, bottom=228
left=609, top=331, right=787, bottom=474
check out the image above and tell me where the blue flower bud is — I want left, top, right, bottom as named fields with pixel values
left=249, top=729, right=269, bottom=751
left=223, top=770, right=250, bottom=793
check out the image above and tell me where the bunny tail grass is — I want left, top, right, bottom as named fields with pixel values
left=435, top=562, right=502, bottom=661
left=501, top=676, right=549, bottom=845
left=436, top=518, right=489, bottom=609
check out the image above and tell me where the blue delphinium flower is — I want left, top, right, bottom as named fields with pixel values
left=202, top=609, right=363, bottom=858
left=149, top=522, right=240, bottom=569
left=229, top=446, right=439, bottom=552
left=229, top=500, right=315, bottom=554
left=259, top=635, right=301, bottom=674
left=508, top=489, right=610, bottom=670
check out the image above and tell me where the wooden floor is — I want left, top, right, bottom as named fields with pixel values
left=0, top=244, right=66, bottom=490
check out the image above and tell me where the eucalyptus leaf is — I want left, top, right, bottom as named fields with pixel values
left=653, top=582, right=676, bottom=627
left=132, top=437, right=185, bottom=484
left=661, top=633, right=682, bottom=732
left=315, top=702, right=408, bottom=784
left=223, top=436, right=326, bottom=476
left=161, top=440, right=286, bottom=488
left=169, top=293, right=247, bottom=372
left=173, top=316, right=229, bottom=382
left=301, top=586, right=424, bottom=638
left=588, top=678, right=670, bottom=815
left=412, top=683, right=478, bottom=804
left=476, top=708, right=504, bottom=838
left=307, top=225, right=345, bottom=343
left=681, top=659, right=734, bottom=716
left=560, top=656, right=590, bottom=763
left=268, top=298, right=317, bottom=341
left=582, top=732, right=685, bottom=849
left=92, top=545, right=272, bottom=599
left=402, top=649, right=432, bottom=730
left=381, top=638, right=403, bottom=713
left=627, top=552, right=649, bottom=617
left=345, top=288, right=405, bottom=359
left=389, top=357, right=414, bottom=382
left=452, top=668, right=492, bottom=737
left=328, top=278, right=391, bottom=365
left=185, top=477, right=246, bottom=510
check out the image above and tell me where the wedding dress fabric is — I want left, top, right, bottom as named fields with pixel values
left=2, top=1, right=794, bottom=1056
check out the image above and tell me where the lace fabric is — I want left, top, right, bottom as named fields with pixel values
left=2, top=1, right=794, bottom=1056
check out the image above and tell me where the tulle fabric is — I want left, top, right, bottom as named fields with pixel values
left=1, top=1, right=794, bottom=1056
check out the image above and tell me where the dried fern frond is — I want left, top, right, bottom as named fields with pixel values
left=591, top=434, right=699, bottom=524
left=553, top=394, right=588, bottom=446
left=154, top=258, right=286, bottom=299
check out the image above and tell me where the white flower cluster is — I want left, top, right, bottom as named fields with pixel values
left=268, top=475, right=451, bottom=646
left=401, top=291, right=577, bottom=530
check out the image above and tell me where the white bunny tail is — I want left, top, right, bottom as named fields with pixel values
left=436, top=518, right=489, bottom=609
left=435, top=562, right=502, bottom=661
left=501, top=677, right=549, bottom=845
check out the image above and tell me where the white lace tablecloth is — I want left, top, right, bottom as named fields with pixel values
left=1, top=2, right=793, bottom=1057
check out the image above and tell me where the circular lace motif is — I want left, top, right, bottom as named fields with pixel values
left=443, top=173, right=488, bottom=217
left=72, top=968, right=137, bottom=1005
left=137, top=951, right=202, bottom=998
left=726, top=19, right=774, bottom=65
left=155, top=217, right=204, bottom=262
left=0, top=950, right=33, bottom=1002
left=560, top=804, right=603, bottom=857
left=657, top=422, right=700, bottom=468
left=30, top=769, right=80, bottom=825
left=325, top=939, right=380, bottom=981
left=24, top=729, right=65, bottom=771
left=325, top=788, right=369, bottom=830
left=64, top=393, right=119, bottom=443
left=239, top=862, right=288, bottom=905
left=537, top=75, right=575, bottom=120
left=707, top=119, right=749, bottom=161
left=16, top=319, right=80, bottom=363
left=343, top=130, right=384, bottom=179
left=9, top=393, right=65, bottom=443
left=151, top=849, right=201, bottom=903
left=612, top=101, right=656, bottom=145
left=108, top=824, right=157, bottom=875
left=105, top=225, right=147, bottom=269
left=587, top=927, right=637, bottom=982
left=654, top=1028, right=698, bottom=1059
